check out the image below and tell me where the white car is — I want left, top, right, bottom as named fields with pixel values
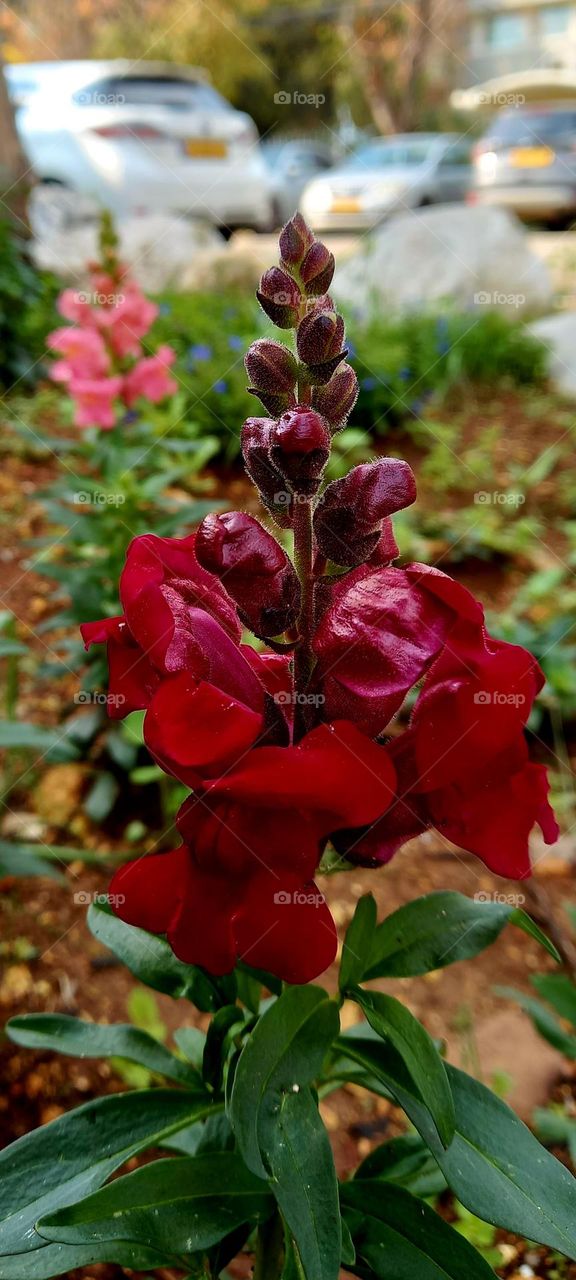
left=300, top=133, right=472, bottom=232
left=6, top=59, right=274, bottom=233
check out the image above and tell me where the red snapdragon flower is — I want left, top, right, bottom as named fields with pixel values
left=82, top=215, right=559, bottom=984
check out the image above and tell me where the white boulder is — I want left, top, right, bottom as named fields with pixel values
left=332, top=205, right=553, bottom=319
left=528, top=312, right=576, bottom=397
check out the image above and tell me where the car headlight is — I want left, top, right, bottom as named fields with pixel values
left=363, top=182, right=407, bottom=206
left=301, top=180, right=333, bottom=216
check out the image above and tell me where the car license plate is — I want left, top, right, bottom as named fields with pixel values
left=509, top=146, right=554, bottom=168
left=186, top=138, right=227, bottom=158
left=330, top=196, right=361, bottom=213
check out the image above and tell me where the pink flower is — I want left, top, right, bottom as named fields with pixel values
left=57, top=289, right=95, bottom=327
left=47, top=328, right=110, bottom=382
left=123, top=345, right=177, bottom=407
left=96, top=285, right=159, bottom=358
left=69, top=375, right=123, bottom=429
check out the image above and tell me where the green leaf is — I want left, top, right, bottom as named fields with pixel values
left=0, top=640, right=27, bottom=658
left=229, top=985, right=339, bottom=1179
left=341, top=1181, right=495, bottom=1279
left=0, top=721, right=79, bottom=762
left=0, top=1242, right=172, bottom=1278
left=83, top=772, right=120, bottom=823
left=0, top=1089, right=214, bottom=1256
left=339, top=894, right=377, bottom=991
left=363, top=892, right=559, bottom=980
left=496, top=987, right=576, bottom=1059
left=334, top=1031, right=444, bottom=1156
left=174, top=1025, right=206, bottom=1067
left=532, top=973, right=576, bottom=1026
left=0, top=845, right=65, bottom=882
left=436, top=1064, right=576, bottom=1258
left=355, top=1133, right=447, bottom=1198
left=229, top=986, right=341, bottom=1280
left=349, top=989, right=455, bottom=1148
left=87, top=901, right=236, bottom=1012
left=7, top=1015, right=203, bottom=1087
left=38, top=1154, right=273, bottom=1254
left=264, top=1088, right=341, bottom=1280
left=203, top=1006, right=246, bottom=1092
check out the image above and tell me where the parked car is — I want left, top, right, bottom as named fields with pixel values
left=261, top=139, right=335, bottom=226
left=5, top=60, right=274, bottom=233
left=299, top=133, right=472, bottom=231
left=471, top=103, right=576, bottom=225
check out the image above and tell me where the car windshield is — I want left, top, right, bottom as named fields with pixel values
left=345, top=140, right=437, bottom=169
left=487, top=108, right=576, bottom=147
left=73, top=75, right=230, bottom=111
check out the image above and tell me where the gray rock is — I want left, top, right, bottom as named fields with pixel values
left=333, top=205, right=553, bottom=319
left=529, top=311, right=576, bottom=396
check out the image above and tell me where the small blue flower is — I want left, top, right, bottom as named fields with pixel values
left=188, top=343, right=213, bottom=362
left=122, top=410, right=140, bottom=424
left=398, top=366, right=412, bottom=382
left=158, top=302, right=172, bottom=317
left=213, top=379, right=228, bottom=394
left=228, top=335, right=243, bottom=351
left=361, top=376, right=377, bottom=391
left=346, top=341, right=357, bottom=360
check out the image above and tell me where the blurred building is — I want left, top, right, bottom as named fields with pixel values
left=463, top=1, right=576, bottom=84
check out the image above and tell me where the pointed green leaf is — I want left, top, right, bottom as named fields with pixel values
left=7, top=1014, right=204, bottom=1087
left=341, top=1181, right=495, bottom=1279
left=0, top=1242, right=172, bottom=1279
left=339, top=894, right=377, bottom=992
left=364, top=892, right=559, bottom=981
left=355, top=1133, right=447, bottom=1198
left=350, top=989, right=455, bottom=1148
left=87, top=901, right=236, bottom=1012
left=532, top=973, right=576, bottom=1027
left=38, top=1154, right=273, bottom=1253
left=0, top=1090, right=215, bottom=1256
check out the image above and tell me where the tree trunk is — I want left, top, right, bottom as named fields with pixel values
left=0, top=60, right=34, bottom=234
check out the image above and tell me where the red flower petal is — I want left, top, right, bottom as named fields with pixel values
left=144, top=673, right=265, bottom=786
left=109, top=845, right=188, bottom=934
left=233, top=875, right=337, bottom=983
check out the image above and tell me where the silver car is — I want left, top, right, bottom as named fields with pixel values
left=6, top=59, right=274, bottom=233
left=300, top=133, right=472, bottom=232
left=472, top=104, right=576, bottom=226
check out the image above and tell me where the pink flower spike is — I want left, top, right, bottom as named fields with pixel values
left=69, top=375, right=123, bottom=429
left=122, top=345, right=177, bottom=407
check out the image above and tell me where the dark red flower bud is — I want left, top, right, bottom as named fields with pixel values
left=271, top=407, right=331, bottom=497
left=245, top=339, right=298, bottom=397
left=196, top=511, right=301, bottom=638
left=256, top=267, right=302, bottom=328
left=297, top=309, right=346, bottom=369
left=241, top=417, right=293, bottom=528
left=247, top=386, right=296, bottom=417
left=312, top=363, right=359, bottom=429
left=314, top=458, right=416, bottom=566
left=279, top=213, right=315, bottom=269
left=300, top=242, right=335, bottom=296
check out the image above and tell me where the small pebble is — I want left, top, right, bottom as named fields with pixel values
left=518, top=1266, right=535, bottom=1278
